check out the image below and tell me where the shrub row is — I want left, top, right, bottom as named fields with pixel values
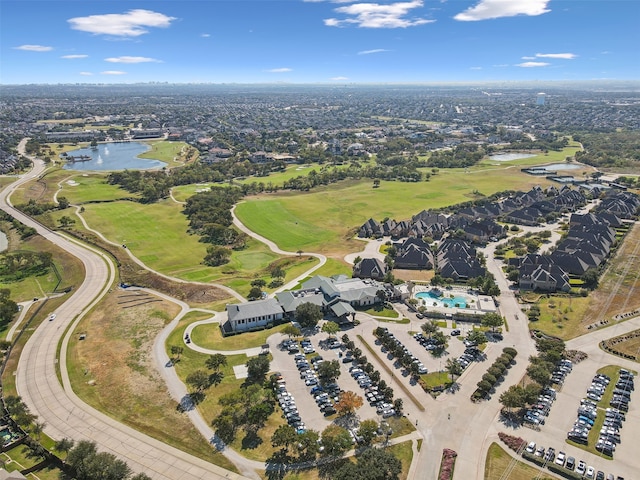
left=497, top=432, right=526, bottom=452
left=471, top=348, right=517, bottom=401
left=438, top=448, right=457, bottom=480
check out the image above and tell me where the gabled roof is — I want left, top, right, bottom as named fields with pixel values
left=226, top=298, right=283, bottom=321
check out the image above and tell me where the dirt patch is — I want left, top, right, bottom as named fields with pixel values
left=393, top=269, right=434, bottom=282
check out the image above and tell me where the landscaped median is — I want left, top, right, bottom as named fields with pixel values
left=471, top=347, right=517, bottom=402
left=437, top=448, right=457, bottom=480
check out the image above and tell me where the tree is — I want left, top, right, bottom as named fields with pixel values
left=246, top=355, right=270, bottom=383
left=421, top=320, right=439, bottom=338
left=295, top=302, right=323, bottom=328
left=445, top=357, right=463, bottom=382
left=30, top=420, right=45, bottom=441
left=481, top=313, right=504, bottom=333
left=317, top=360, right=341, bottom=386
left=343, top=447, right=402, bottom=480
left=393, top=398, right=403, bottom=415
left=297, top=430, right=320, bottom=460
left=203, top=245, right=231, bottom=266
left=320, top=425, right=352, bottom=457
left=334, top=391, right=363, bottom=417
left=581, top=268, right=599, bottom=289
left=54, top=437, right=75, bottom=460
left=357, top=419, right=379, bottom=445
left=212, top=414, right=237, bottom=444
left=205, top=353, right=227, bottom=372
left=432, top=330, right=448, bottom=350
left=170, top=345, right=183, bottom=362
left=186, top=369, right=210, bottom=392
left=466, top=329, right=487, bottom=346
left=131, top=475, right=153, bottom=480
left=526, top=363, right=552, bottom=386
left=58, top=215, right=75, bottom=228
left=248, top=286, right=263, bottom=300
left=499, top=385, right=526, bottom=413
left=271, top=424, right=297, bottom=451
left=321, top=321, right=340, bottom=338
left=282, top=324, right=301, bottom=338
left=64, top=440, right=133, bottom=480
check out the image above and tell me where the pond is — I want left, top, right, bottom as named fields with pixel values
left=488, top=153, right=537, bottom=162
left=62, top=142, right=167, bottom=171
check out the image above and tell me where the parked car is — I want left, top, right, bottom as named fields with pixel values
left=554, top=451, right=566, bottom=466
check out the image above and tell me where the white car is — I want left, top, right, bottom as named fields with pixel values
left=585, top=466, right=595, bottom=479
left=49, top=313, right=57, bottom=321
left=525, top=441, right=536, bottom=454
left=554, top=451, right=566, bottom=466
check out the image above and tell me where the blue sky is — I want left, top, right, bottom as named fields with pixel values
left=1, top=0, right=638, bottom=84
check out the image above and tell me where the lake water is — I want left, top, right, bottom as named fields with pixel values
left=62, top=142, right=167, bottom=171
left=489, top=153, right=537, bottom=162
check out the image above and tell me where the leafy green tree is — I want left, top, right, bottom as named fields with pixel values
left=320, top=425, right=352, bottom=457
left=317, top=359, right=341, bottom=386
left=499, top=385, right=525, bottom=413
left=248, top=286, right=263, bottom=300
left=203, top=245, right=231, bottom=266
left=421, top=320, right=439, bottom=338
left=271, top=424, right=297, bottom=451
left=282, top=324, right=301, bottom=338
left=170, top=345, right=183, bottom=361
left=246, top=355, right=270, bottom=383
left=481, top=313, right=504, bottom=333
left=526, top=363, right=551, bottom=386
left=466, top=329, right=487, bottom=346
left=357, top=419, right=379, bottom=446
left=445, top=357, right=463, bottom=382
left=186, top=370, right=210, bottom=392
left=212, top=414, right=237, bottom=444
left=205, top=353, right=228, bottom=372
left=321, top=321, right=340, bottom=338
left=296, top=429, right=320, bottom=461
left=295, top=302, right=323, bottom=328
left=54, top=437, right=75, bottom=460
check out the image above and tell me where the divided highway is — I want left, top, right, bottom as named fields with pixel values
left=2, top=144, right=246, bottom=479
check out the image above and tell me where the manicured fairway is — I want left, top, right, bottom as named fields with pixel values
left=58, top=173, right=135, bottom=203
left=235, top=161, right=563, bottom=254
left=138, top=140, right=195, bottom=166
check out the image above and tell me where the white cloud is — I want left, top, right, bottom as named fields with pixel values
left=14, top=44, right=53, bottom=52
left=79, top=72, right=93, bottom=76
left=101, top=70, right=127, bottom=75
left=331, top=76, right=350, bottom=80
left=266, top=68, right=292, bottom=73
left=454, top=0, right=550, bottom=21
left=535, top=52, right=577, bottom=59
left=68, top=9, right=176, bottom=37
left=521, top=56, right=535, bottom=60
left=201, top=33, right=211, bottom=38
left=358, top=48, right=390, bottom=55
left=325, top=1, right=434, bottom=28
left=105, top=56, right=161, bottom=64
left=470, top=66, right=482, bottom=70
left=516, top=61, right=550, bottom=67
left=61, top=54, right=88, bottom=59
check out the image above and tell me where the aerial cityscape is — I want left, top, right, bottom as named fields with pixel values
left=0, top=2, right=640, bottom=480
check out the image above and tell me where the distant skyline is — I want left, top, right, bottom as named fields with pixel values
left=1, top=0, right=638, bottom=84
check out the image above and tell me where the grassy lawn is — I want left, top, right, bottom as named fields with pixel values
left=190, top=322, right=289, bottom=351
left=57, top=173, right=136, bottom=203
left=527, top=295, right=591, bottom=340
left=386, top=416, right=416, bottom=438
left=234, top=155, right=574, bottom=254
left=66, top=290, right=237, bottom=472
left=360, top=305, right=399, bottom=318
left=167, top=316, right=288, bottom=462
left=78, top=198, right=294, bottom=292
left=420, top=371, right=451, bottom=389
left=137, top=140, right=195, bottom=166
left=485, top=442, right=554, bottom=480
left=387, top=440, right=413, bottom=480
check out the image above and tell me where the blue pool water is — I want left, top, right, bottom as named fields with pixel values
left=415, top=291, right=468, bottom=308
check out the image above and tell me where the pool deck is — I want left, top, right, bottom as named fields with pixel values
left=413, top=286, right=498, bottom=316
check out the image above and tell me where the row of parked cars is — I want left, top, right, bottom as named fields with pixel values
left=273, top=373, right=307, bottom=434
left=609, top=369, right=634, bottom=412
left=551, top=358, right=573, bottom=386
left=523, top=386, right=557, bottom=426
left=376, top=330, right=426, bottom=374
left=526, top=441, right=624, bottom=480
left=412, top=331, right=443, bottom=356
left=455, top=345, right=482, bottom=371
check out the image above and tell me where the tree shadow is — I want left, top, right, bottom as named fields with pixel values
left=209, top=371, right=224, bottom=387
left=176, top=394, right=195, bottom=412
left=190, top=391, right=206, bottom=405
left=241, top=430, right=263, bottom=450
left=265, top=449, right=293, bottom=480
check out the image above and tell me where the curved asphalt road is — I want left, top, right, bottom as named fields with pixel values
left=3, top=142, right=249, bottom=480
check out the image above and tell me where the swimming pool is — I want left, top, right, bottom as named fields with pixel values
left=415, top=291, right=468, bottom=308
